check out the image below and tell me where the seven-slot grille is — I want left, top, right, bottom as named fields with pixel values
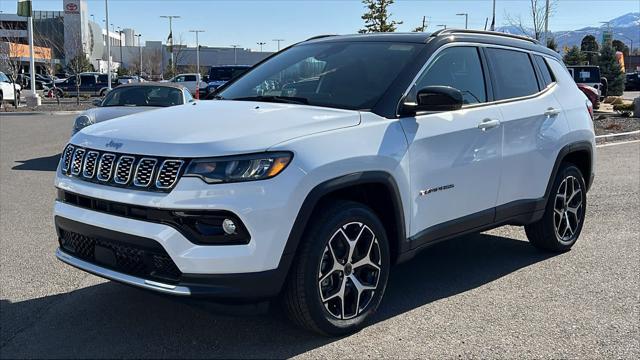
left=60, top=145, right=185, bottom=192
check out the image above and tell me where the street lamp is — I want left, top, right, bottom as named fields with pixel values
left=117, top=26, right=124, bottom=66
left=189, top=30, right=205, bottom=97
left=257, top=42, right=266, bottom=52
left=135, top=33, right=143, bottom=77
left=160, top=15, right=181, bottom=74
left=456, top=13, right=468, bottom=29
left=273, top=39, right=284, bottom=52
left=437, top=24, right=447, bottom=29
left=104, top=0, right=112, bottom=89
left=230, top=45, right=240, bottom=65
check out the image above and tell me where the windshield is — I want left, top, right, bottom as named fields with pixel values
left=209, top=67, right=250, bottom=82
left=569, top=67, right=600, bottom=83
left=217, top=41, right=421, bottom=110
left=102, top=86, right=184, bottom=107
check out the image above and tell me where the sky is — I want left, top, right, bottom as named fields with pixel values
left=1, top=0, right=638, bottom=51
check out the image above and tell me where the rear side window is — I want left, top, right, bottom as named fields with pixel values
left=533, top=55, right=555, bottom=88
left=184, top=75, right=197, bottom=82
left=486, top=48, right=539, bottom=100
left=416, top=46, right=487, bottom=104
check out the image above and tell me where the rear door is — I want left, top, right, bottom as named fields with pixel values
left=79, top=75, right=96, bottom=95
left=399, top=46, right=503, bottom=242
left=484, top=47, right=570, bottom=219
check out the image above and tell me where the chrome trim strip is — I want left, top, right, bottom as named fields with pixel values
left=133, top=157, right=158, bottom=187
left=56, top=248, right=191, bottom=296
left=62, top=145, right=75, bottom=175
left=114, top=155, right=135, bottom=184
left=70, top=148, right=86, bottom=176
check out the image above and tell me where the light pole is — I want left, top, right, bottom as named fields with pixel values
left=273, top=39, right=284, bottom=52
left=105, top=0, right=112, bottom=89
left=117, top=27, right=124, bottom=67
left=230, top=45, right=240, bottom=65
left=257, top=42, right=266, bottom=52
left=90, top=14, right=95, bottom=22
left=160, top=15, right=181, bottom=74
left=437, top=24, right=447, bottom=29
left=135, top=33, right=142, bottom=77
left=189, top=30, right=204, bottom=79
left=456, top=13, right=468, bottom=29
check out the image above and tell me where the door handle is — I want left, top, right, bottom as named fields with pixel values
left=544, top=107, right=561, bottom=117
left=477, top=118, right=501, bottom=131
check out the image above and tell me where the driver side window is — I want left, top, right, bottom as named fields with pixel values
left=415, top=46, right=487, bottom=105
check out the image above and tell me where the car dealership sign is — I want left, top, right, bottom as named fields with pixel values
left=65, top=1, right=79, bottom=14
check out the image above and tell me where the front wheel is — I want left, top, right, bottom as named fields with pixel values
left=283, top=200, right=390, bottom=336
left=525, top=163, right=587, bottom=252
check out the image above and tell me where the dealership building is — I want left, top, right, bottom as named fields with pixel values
left=1, top=0, right=271, bottom=78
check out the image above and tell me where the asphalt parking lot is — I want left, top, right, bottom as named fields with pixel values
left=1, top=114, right=638, bottom=358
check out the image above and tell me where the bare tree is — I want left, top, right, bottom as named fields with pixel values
left=33, top=17, right=65, bottom=104
left=0, top=22, right=25, bottom=108
left=145, top=48, right=162, bottom=79
left=505, top=0, right=557, bottom=40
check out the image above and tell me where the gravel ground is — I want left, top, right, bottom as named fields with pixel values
left=0, top=114, right=638, bottom=359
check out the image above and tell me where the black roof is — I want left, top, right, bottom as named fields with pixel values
left=303, top=29, right=561, bottom=60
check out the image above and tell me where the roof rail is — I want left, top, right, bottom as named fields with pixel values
left=304, top=34, right=337, bottom=41
left=431, top=29, right=541, bottom=45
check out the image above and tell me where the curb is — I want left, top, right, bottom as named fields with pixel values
left=1, top=110, right=83, bottom=116
left=595, top=130, right=640, bottom=144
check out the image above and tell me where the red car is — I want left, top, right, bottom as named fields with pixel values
left=577, top=83, right=600, bottom=110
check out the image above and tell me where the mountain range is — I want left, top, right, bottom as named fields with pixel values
left=495, top=12, right=639, bottom=51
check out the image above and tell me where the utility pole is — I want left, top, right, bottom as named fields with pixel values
left=230, top=45, right=239, bottom=65
left=456, top=13, right=468, bottom=29
left=273, top=39, right=284, bottom=52
left=160, top=15, right=180, bottom=74
left=135, top=33, right=142, bottom=77
left=189, top=30, right=204, bottom=98
left=117, top=27, right=124, bottom=68
left=105, top=0, right=112, bottom=89
left=257, top=42, right=266, bottom=52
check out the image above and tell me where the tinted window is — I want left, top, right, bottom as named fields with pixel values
left=218, top=42, right=421, bottom=110
left=81, top=75, right=96, bottom=85
left=102, top=86, right=184, bottom=107
left=415, top=47, right=486, bottom=104
left=568, top=66, right=600, bottom=83
left=486, top=48, right=539, bottom=100
left=209, top=67, right=250, bottom=81
left=534, top=55, right=554, bottom=88
left=184, top=75, right=197, bottom=82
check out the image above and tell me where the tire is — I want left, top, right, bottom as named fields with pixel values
left=0, top=91, right=3, bottom=106
left=283, top=200, right=390, bottom=336
left=99, top=89, right=107, bottom=97
left=525, top=163, right=587, bottom=252
left=13, top=91, right=20, bottom=106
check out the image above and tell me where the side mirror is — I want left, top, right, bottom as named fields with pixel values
left=92, top=98, right=103, bottom=107
left=401, top=86, right=464, bottom=115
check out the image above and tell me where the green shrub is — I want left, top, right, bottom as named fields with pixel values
left=613, top=103, right=634, bottom=117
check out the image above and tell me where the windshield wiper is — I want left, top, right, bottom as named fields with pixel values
left=231, top=95, right=309, bottom=105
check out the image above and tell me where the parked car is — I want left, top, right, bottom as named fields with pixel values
left=625, top=72, right=640, bottom=91
left=54, top=73, right=112, bottom=97
left=0, top=71, right=21, bottom=106
left=55, top=30, right=595, bottom=336
left=567, top=65, right=603, bottom=97
left=164, top=73, right=201, bottom=95
left=71, top=83, right=192, bottom=136
left=200, top=65, right=251, bottom=98
left=117, top=75, right=146, bottom=85
left=577, top=83, right=600, bottom=109
left=17, top=73, right=54, bottom=90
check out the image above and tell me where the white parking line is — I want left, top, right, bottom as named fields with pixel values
left=595, top=130, right=640, bottom=139
left=596, top=140, right=640, bottom=148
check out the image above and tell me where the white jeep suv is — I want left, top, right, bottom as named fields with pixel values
left=54, top=30, right=595, bottom=335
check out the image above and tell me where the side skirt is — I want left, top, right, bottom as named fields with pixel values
left=396, top=198, right=544, bottom=263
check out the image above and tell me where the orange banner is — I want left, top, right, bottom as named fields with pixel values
left=7, top=42, right=51, bottom=60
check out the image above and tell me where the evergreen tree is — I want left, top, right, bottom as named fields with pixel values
left=546, top=37, right=558, bottom=52
left=598, top=43, right=625, bottom=96
left=580, top=35, right=599, bottom=65
left=359, top=0, right=403, bottom=33
left=563, top=46, right=586, bottom=66
left=611, top=39, right=629, bottom=56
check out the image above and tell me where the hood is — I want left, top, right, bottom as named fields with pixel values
left=84, top=106, right=162, bottom=123
left=72, top=100, right=361, bottom=157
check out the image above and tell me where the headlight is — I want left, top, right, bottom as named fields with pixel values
left=184, top=152, right=292, bottom=184
left=73, top=115, right=94, bottom=131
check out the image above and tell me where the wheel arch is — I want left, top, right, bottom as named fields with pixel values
left=544, top=141, right=594, bottom=202
left=280, top=171, right=407, bottom=272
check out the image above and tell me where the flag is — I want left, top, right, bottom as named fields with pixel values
left=167, top=31, right=173, bottom=52
left=17, top=0, right=32, bottom=17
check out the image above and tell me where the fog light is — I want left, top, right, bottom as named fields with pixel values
left=222, top=219, right=237, bottom=235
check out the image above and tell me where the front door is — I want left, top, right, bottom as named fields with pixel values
left=399, top=46, right=503, bottom=242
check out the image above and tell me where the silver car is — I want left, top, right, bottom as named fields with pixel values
left=72, top=82, right=193, bottom=136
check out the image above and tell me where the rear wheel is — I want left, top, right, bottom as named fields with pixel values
left=283, top=200, right=390, bottom=336
left=525, top=163, right=587, bottom=252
